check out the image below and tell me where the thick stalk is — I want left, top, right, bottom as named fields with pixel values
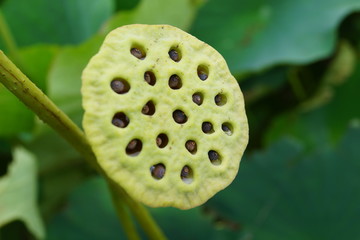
left=109, top=185, right=141, bottom=240
left=0, top=51, right=167, bottom=240
left=287, top=68, right=307, bottom=101
left=0, top=50, right=97, bottom=168
left=110, top=181, right=167, bottom=240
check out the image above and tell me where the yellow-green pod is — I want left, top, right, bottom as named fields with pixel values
left=82, top=24, right=248, bottom=209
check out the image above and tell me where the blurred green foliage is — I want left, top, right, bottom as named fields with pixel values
left=0, top=148, right=44, bottom=239
left=0, top=0, right=360, bottom=239
left=191, top=0, right=360, bottom=74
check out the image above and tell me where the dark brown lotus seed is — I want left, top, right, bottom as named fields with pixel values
left=130, top=47, right=145, bottom=59
left=173, top=110, right=187, bottom=124
left=215, top=93, right=227, bottom=106
left=156, top=134, right=169, bottom=148
left=169, top=49, right=180, bottom=62
left=112, top=112, right=129, bottom=128
left=208, top=150, right=221, bottom=165
left=181, top=165, right=193, bottom=184
left=127, top=140, right=137, bottom=149
left=126, top=139, right=142, bottom=156
left=198, top=72, right=207, bottom=80
left=169, top=75, right=182, bottom=89
left=222, top=124, right=230, bottom=132
left=156, top=137, right=162, bottom=146
left=144, top=71, right=156, bottom=86
left=111, top=79, right=130, bottom=94
left=142, top=105, right=149, bottom=114
left=197, top=66, right=208, bottom=80
left=215, top=95, right=221, bottom=104
left=208, top=150, right=218, bottom=161
left=185, top=140, right=197, bottom=154
left=202, top=122, right=213, bottom=134
left=192, top=92, right=203, bottom=105
left=151, top=164, right=166, bottom=179
left=181, top=166, right=190, bottom=178
left=222, top=123, right=233, bottom=135
left=142, top=101, right=155, bottom=115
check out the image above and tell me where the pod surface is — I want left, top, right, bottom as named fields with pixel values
left=82, top=24, right=248, bottom=209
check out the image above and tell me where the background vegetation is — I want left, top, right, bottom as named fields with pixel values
left=1, top=0, right=360, bottom=239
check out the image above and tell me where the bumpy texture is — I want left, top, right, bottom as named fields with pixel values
left=82, top=24, right=248, bottom=209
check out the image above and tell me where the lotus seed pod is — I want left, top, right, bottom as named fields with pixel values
left=82, top=24, right=248, bottom=209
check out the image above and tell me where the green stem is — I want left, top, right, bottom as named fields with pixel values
left=110, top=181, right=167, bottom=240
left=109, top=185, right=141, bottom=240
left=0, top=50, right=98, bottom=168
left=287, top=68, right=307, bottom=101
left=0, top=10, right=23, bottom=67
left=0, top=51, right=167, bottom=240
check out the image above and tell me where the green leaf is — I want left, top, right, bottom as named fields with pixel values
left=19, top=44, right=59, bottom=92
left=47, top=35, right=104, bottom=126
left=0, top=44, right=60, bottom=137
left=190, top=0, right=360, bottom=74
left=206, top=126, right=360, bottom=239
left=39, top=156, right=90, bottom=222
left=27, top=129, right=81, bottom=174
left=104, top=0, right=202, bottom=32
left=265, top=62, right=360, bottom=148
left=1, top=0, right=114, bottom=47
left=47, top=177, right=126, bottom=240
left=150, top=207, right=237, bottom=240
left=0, top=147, right=45, bottom=239
left=23, top=124, right=91, bottom=220
left=114, top=0, right=140, bottom=11
left=48, top=176, right=234, bottom=240
left=0, top=85, right=34, bottom=137
left=21, top=38, right=101, bottom=217
left=0, top=139, right=11, bottom=176
left=241, top=66, right=288, bottom=104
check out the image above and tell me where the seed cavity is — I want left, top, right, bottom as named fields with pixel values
left=110, top=78, right=130, bottom=94
left=185, top=140, right=197, bottom=154
left=222, top=122, right=233, bottom=136
left=112, top=112, right=129, bottom=128
left=173, top=110, right=187, bottom=124
left=130, top=46, right=146, bottom=59
left=181, top=165, right=193, bottom=184
left=208, top=150, right=221, bottom=165
left=168, top=74, right=182, bottom=89
left=142, top=101, right=155, bottom=115
left=215, top=93, right=227, bottom=106
left=169, top=48, right=181, bottom=62
left=126, top=139, right=142, bottom=156
left=151, top=163, right=166, bottom=180
left=192, top=92, right=203, bottom=106
left=202, top=122, right=214, bottom=134
left=156, top=134, right=169, bottom=148
left=197, top=65, right=209, bottom=81
left=144, top=71, right=156, bottom=86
